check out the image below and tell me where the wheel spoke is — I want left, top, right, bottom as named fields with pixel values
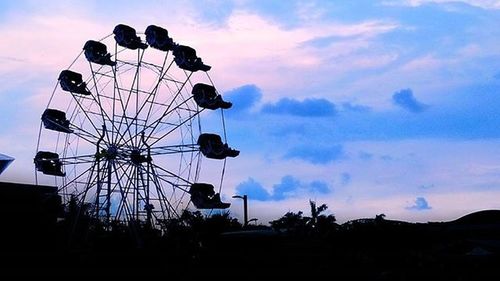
left=113, top=59, right=177, bottom=146
left=112, top=160, right=136, bottom=222
left=150, top=162, right=192, bottom=187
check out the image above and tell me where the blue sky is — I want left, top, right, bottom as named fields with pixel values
left=1, top=0, right=500, bottom=223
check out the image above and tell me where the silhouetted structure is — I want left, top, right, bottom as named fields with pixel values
left=232, top=194, right=249, bottom=226
left=34, top=151, right=65, bottom=176
left=189, top=183, right=230, bottom=209
left=145, top=25, right=174, bottom=51
left=0, top=182, right=61, bottom=251
left=0, top=153, right=14, bottom=175
left=113, top=24, right=148, bottom=50
left=83, top=40, right=116, bottom=66
left=192, top=83, right=232, bottom=110
left=0, top=190, right=498, bottom=280
left=173, top=45, right=211, bottom=72
left=41, top=109, right=73, bottom=133
left=35, top=24, right=239, bottom=230
left=197, top=133, right=240, bottom=159
left=58, top=70, right=91, bottom=95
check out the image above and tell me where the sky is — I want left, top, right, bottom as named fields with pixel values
left=1, top=0, right=500, bottom=224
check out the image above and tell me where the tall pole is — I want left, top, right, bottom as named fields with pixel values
left=96, top=125, right=105, bottom=221
left=106, top=160, right=112, bottom=225
left=233, top=194, right=249, bottom=227
left=243, top=195, right=248, bottom=227
left=142, top=132, right=152, bottom=228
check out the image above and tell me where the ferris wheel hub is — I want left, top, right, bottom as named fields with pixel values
left=130, top=149, right=151, bottom=165
left=107, top=145, right=118, bottom=159
left=96, top=145, right=119, bottom=160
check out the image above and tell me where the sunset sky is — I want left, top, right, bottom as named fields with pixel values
left=1, top=0, right=500, bottom=223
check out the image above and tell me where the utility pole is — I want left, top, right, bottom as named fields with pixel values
left=232, top=195, right=248, bottom=226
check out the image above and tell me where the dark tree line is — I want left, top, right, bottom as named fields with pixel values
left=269, top=200, right=338, bottom=237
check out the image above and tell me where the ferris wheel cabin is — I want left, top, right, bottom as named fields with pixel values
left=83, top=40, right=116, bottom=66
left=58, top=70, right=91, bottom=95
left=113, top=24, right=148, bottom=50
left=145, top=25, right=174, bottom=52
left=189, top=183, right=230, bottom=209
left=173, top=45, right=211, bottom=72
left=197, top=133, right=240, bottom=160
left=192, top=83, right=232, bottom=110
left=34, top=151, right=65, bottom=177
left=41, top=109, right=73, bottom=134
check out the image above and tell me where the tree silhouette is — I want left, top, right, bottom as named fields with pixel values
left=308, top=200, right=329, bottom=227
left=161, top=209, right=242, bottom=241
left=203, top=211, right=242, bottom=234
left=375, top=213, right=386, bottom=223
left=270, top=200, right=337, bottom=236
left=269, top=211, right=307, bottom=234
left=307, top=200, right=337, bottom=236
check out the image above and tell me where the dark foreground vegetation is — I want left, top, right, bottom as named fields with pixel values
left=1, top=182, right=499, bottom=279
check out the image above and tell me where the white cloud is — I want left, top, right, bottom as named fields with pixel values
left=383, top=0, right=500, bottom=9
left=185, top=12, right=399, bottom=100
left=0, top=4, right=400, bottom=100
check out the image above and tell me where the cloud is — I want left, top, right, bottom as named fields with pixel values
left=310, top=180, right=331, bottom=194
left=406, top=197, right=432, bottom=210
left=358, top=151, right=374, bottom=160
left=272, top=175, right=301, bottom=200
left=223, top=84, right=262, bottom=114
left=302, top=34, right=359, bottom=48
left=285, top=145, right=344, bottom=164
left=341, top=102, right=371, bottom=112
left=380, top=155, right=393, bottom=161
left=387, top=0, right=500, bottom=10
left=392, top=89, right=429, bottom=113
left=190, top=11, right=399, bottom=95
left=262, top=98, right=337, bottom=117
left=419, top=184, right=435, bottom=190
left=235, top=175, right=332, bottom=201
left=221, top=81, right=500, bottom=158
left=340, top=173, right=352, bottom=186
left=234, top=178, right=271, bottom=201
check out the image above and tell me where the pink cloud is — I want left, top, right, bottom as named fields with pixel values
left=384, top=0, right=500, bottom=9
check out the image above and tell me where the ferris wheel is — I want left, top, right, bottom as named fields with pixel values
left=34, top=24, right=239, bottom=228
